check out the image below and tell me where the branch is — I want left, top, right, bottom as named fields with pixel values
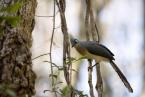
left=49, top=0, right=57, bottom=96
left=95, top=23, right=100, bottom=43
left=85, top=0, right=90, bottom=41
left=89, top=1, right=103, bottom=96
left=32, top=53, right=50, bottom=60
left=85, top=1, right=95, bottom=97
left=95, top=63, right=103, bottom=97
left=85, top=1, right=102, bottom=97
left=88, top=60, right=95, bottom=97
left=56, top=0, right=73, bottom=96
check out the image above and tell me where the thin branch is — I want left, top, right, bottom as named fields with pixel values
left=49, top=0, right=57, bottom=96
left=85, top=1, right=95, bottom=97
left=95, top=63, right=103, bottom=97
left=45, top=60, right=78, bottom=73
left=56, top=0, right=71, bottom=85
left=44, top=61, right=58, bottom=67
left=88, top=60, right=95, bottom=97
left=85, top=0, right=90, bottom=41
left=88, top=0, right=97, bottom=41
left=56, top=0, right=73, bottom=97
left=71, top=56, right=86, bottom=63
left=32, top=53, right=50, bottom=60
left=56, top=0, right=69, bottom=84
left=43, top=61, right=62, bottom=70
left=44, top=89, right=61, bottom=95
left=95, top=23, right=100, bottom=43
left=85, top=1, right=102, bottom=97
left=93, top=2, right=103, bottom=96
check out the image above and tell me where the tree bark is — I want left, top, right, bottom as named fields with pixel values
left=0, top=0, right=37, bottom=97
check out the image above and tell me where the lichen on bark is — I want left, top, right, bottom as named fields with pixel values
left=0, top=0, right=37, bottom=97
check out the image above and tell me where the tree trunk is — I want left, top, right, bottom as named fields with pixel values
left=0, top=0, right=37, bottom=97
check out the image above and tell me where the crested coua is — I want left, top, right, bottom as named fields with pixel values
left=70, top=38, right=133, bottom=93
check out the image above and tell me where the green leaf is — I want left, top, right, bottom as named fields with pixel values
left=0, top=2, right=23, bottom=14
left=0, top=16, right=21, bottom=27
left=60, top=86, right=70, bottom=97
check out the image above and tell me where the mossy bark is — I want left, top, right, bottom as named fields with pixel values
left=0, top=0, right=37, bottom=97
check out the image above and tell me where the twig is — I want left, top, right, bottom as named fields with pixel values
left=44, top=89, right=61, bottom=95
left=32, top=53, right=50, bottom=60
left=43, top=61, right=61, bottom=70
left=95, top=23, right=100, bottom=43
left=72, top=57, right=85, bottom=63
left=49, top=0, right=57, bottom=96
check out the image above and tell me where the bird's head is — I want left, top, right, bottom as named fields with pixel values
left=70, top=38, right=79, bottom=47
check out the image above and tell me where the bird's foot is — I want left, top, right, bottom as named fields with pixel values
left=88, top=66, right=93, bottom=71
left=88, top=63, right=98, bottom=71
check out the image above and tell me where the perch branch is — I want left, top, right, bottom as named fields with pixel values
left=85, top=0, right=103, bottom=97
left=56, top=0, right=73, bottom=96
left=85, top=0, right=95, bottom=97
left=88, top=60, right=95, bottom=97
left=96, top=63, right=103, bottom=97
left=87, top=0, right=103, bottom=97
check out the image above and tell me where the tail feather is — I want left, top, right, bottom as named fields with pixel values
left=110, top=60, right=133, bottom=93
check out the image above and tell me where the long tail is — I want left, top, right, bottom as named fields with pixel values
left=110, top=60, right=133, bottom=93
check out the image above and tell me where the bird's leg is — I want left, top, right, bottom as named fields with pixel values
left=88, top=61, right=97, bottom=71
left=95, top=63, right=103, bottom=97
left=92, top=64, right=97, bottom=68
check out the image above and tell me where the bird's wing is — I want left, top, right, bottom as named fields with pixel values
left=98, top=44, right=114, bottom=56
left=80, top=41, right=115, bottom=60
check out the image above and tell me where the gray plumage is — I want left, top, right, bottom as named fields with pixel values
left=110, top=60, right=133, bottom=92
left=70, top=38, right=133, bottom=93
left=79, top=41, right=115, bottom=60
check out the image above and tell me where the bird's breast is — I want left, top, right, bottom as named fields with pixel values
left=75, top=44, right=109, bottom=63
left=75, top=45, right=87, bottom=56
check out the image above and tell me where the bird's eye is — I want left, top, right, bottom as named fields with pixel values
left=74, top=39, right=79, bottom=43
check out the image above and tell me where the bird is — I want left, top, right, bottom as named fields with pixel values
left=70, top=38, right=133, bottom=93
